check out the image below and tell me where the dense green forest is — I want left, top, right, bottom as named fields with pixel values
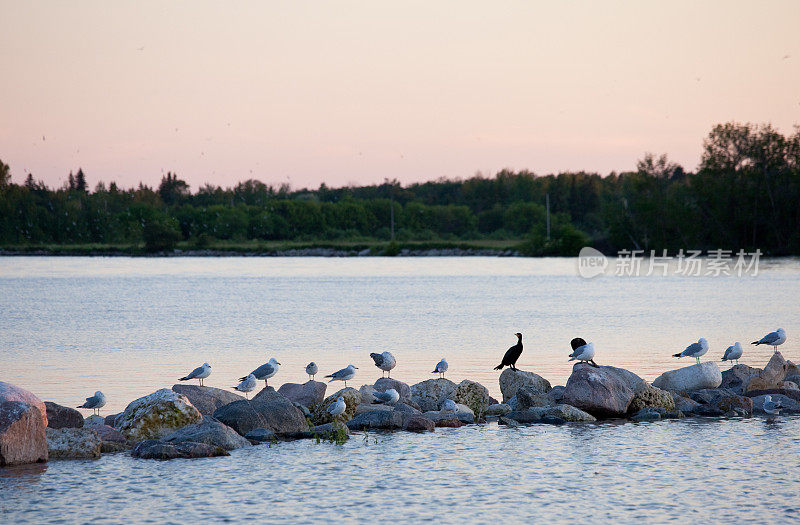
left=1, top=122, right=798, bottom=255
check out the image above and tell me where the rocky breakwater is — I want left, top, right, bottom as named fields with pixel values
left=0, top=381, right=49, bottom=466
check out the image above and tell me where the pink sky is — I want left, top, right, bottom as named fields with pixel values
left=1, top=1, right=799, bottom=191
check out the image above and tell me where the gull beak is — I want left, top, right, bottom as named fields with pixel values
left=277, top=361, right=282, bottom=365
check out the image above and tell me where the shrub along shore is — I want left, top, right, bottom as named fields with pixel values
left=1, top=352, right=797, bottom=464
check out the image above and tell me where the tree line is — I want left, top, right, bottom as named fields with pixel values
left=1, top=122, right=798, bottom=254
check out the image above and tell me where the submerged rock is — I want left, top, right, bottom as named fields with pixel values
left=171, top=385, right=246, bottom=416
left=131, top=439, right=229, bottom=460
left=628, top=383, right=675, bottom=414
left=163, top=419, right=251, bottom=450
left=452, top=380, right=490, bottom=421
left=45, top=427, right=102, bottom=459
left=277, top=381, right=327, bottom=409
left=45, top=402, right=84, bottom=429
left=244, top=428, right=277, bottom=443
left=631, top=409, right=661, bottom=422
left=410, top=379, right=457, bottom=412
left=0, top=382, right=49, bottom=466
left=563, top=364, right=635, bottom=418
left=115, top=389, right=202, bottom=441
left=652, top=362, right=722, bottom=392
left=498, top=369, right=551, bottom=403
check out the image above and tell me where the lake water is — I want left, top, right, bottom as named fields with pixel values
left=1, top=256, right=799, bottom=522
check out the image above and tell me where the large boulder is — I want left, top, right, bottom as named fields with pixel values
left=452, top=380, right=490, bottom=421
left=163, top=419, right=251, bottom=450
left=628, top=383, right=675, bottom=414
left=374, top=378, right=411, bottom=402
left=115, top=389, right=203, bottom=441
left=311, top=387, right=362, bottom=425
left=45, top=427, right=102, bottom=459
left=410, top=379, right=457, bottom=412
left=45, top=402, right=84, bottom=429
left=498, top=369, right=551, bottom=403
left=652, top=362, right=722, bottom=392
left=746, top=352, right=791, bottom=394
left=563, top=364, right=635, bottom=418
left=171, top=385, right=245, bottom=416
left=131, top=439, right=229, bottom=460
left=346, top=410, right=404, bottom=431
left=720, top=364, right=761, bottom=395
left=508, top=387, right=551, bottom=411
left=213, top=388, right=309, bottom=436
left=277, top=381, right=327, bottom=408
left=0, top=382, right=49, bottom=466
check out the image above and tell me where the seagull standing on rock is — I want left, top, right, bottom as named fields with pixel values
left=432, top=358, right=448, bottom=379
left=233, top=374, right=257, bottom=399
left=568, top=338, right=597, bottom=367
left=306, top=362, right=318, bottom=381
left=673, top=338, right=709, bottom=363
left=179, top=362, right=211, bottom=386
left=373, top=388, right=400, bottom=405
left=327, top=396, right=346, bottom=419
left=77, top=391, right=106, bottom=416
left=721, top=342, right=743, bottom=365
left=752, top=328, right=786, bottom=353
left=763, top=395, right=782, bottom=417
left=370, top=351, right=397, bottom=378
left=494, top=333, right=523, bottom=371
left=325, top=364, right=358, bottom=387
left=242, top=357, right=280, bottom=387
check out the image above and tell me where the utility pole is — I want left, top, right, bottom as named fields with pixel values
left=546, top=192, right=551, bottom=241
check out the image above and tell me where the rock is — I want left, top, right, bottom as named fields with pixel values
left=422, top=404, right=475, bottom=424
left=410, top=379, right=457, bottom=412
left=213, top=389, right=309, bottom=437
left=628, top=383, right=675, bottom=414
left=720, top=364, right=761, bottom=395
left=277, top=381, right=327, bottom=408
left=783, top=381, right=799, bottom=391
left=547, top=386, right=566, bottom=404
left=355, top=403, right=394, bottom=415
left=671, top=393, right=701, bottom=414
left=311, top=388, right=362, bottom=425
left=131, top=439, right=229, bottom=460
left=452, top=380, right=490, bottom=421
left=652, top=362, right=722, bottom=392
left=115, top=389, right=202, bottom=441
left=374, top=378, right=411, bottom=402
left=244, top=428, right=277, bottom=443
left=45, top=402, right=84, bottom=429
left=511, top=387, right=550, bottom=410
left=488, top=396, right=500, bottom=405
left=505, top=410, right=543, bottom=423
left=358, top=385, right=377, bottom=404
left=163, top=420, right=251, bottom=450
left=0, top=382, right=49, bottom=466
left=498, top=369, right=551, bottom=403
left=603, top=366, right=647, bottom=395
left=689, top=389, right=753, bottom=417
left=402, top=414, right=435, bottom=432
left=308, top=421, right=350, bottom=441
left=486, top=403, right=511, bottom=416
left=92, top=425, right=128, bottom=453
left=45, top=427, right=102, bottom=459
left=393, top=402, right=421, bottom=415
left=85, top=415, right=105, bottom=426
left=746, top=353, right=791, bottom=393
left=530, top=404, right=597, bottom=422
left=435, top=418, right=464, bottom=428
left=172, top=385, right=246, bottom=416
left=346, top=410, right=404, bottom=430
left=498, top=416, right=521, bottom=427
left=751, top=394, right=800, bottom=414
left=293, top=403, right=311, bottom=418
left=563, top=363, right=635, bottom=418
left=631, top=409, right=661, bottom=422
left=540, top=416, right=566, bottom=426
left=104, top=413, right=121, bottom=427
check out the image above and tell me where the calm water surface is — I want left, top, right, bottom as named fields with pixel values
left=1, top=256, right=799, bottom=522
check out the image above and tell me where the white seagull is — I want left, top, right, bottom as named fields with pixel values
left=763, top=395, right=782, bottom=416
left=325, top=364, right=358, bottom=387
left=233, top=374, right=257, bottom=399
left=373, top=388, right=400, bottom=405
left=441, top=399, right=458, bottom=413
left=432, top=358, right=448, bottom=379
left=327, top=396, right=346, bottom=418
left=721, top=342, right=743, bottom=365
left=179, top=362, right=211, bottom=386
left=241, top=357, right=280, bottom=387
left=673, top=338, right=709, bottom=363
left=369, top=351, right=397, bottom=378
left=568, top=338, right=597, bottom=367
left=752, top=328, right=786, bottom=353
left=306, top=362, right=318, bottom=381
left=77, top=391, right=107, bottom=416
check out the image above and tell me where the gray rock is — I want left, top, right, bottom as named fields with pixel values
left=358, top=385, right=377, bottom=404
left=499, top=416, right=522, bottom=427
left=355, top=403, right=394, bottom=415
left=131, top=439, right=229, bottom=460
left=393, top=402, right=422, bottom=415
left=720, top=364, right=761, bottom=395
left=115, top=388, right=203, bottom=441
left=529, top=404, right=597, bottom=422
left=163, top=420, right=251, bottom=450
left=751, top=394, right=800, bottom=414
left=422, top=404, right=475, bottom=424
left=486, top=403, right=511, bottom=416
left=172, top=385, right=246, bottom=416
left=104, top=413, right=121, bottom=427
left=652, top=362, right=722, bottom=392
left=452, top=380, right=490, bottom=421
left=563, top=363, right=635, bottom=418
left=513, top=387, right=551, bottom=410
left=311, top=388, right=362, bottom=425
left=688, top=388, right=753, bottom=417
left=0, top=382, right=49, bottom=466
left=374, top=378, right=411, bottom=402
left=85, top=415, right=105, bottom=427
left=628, top=383, right=675, bottom=414
left=346, top=410, right=404, bottom=430
left=631, top=409, right=661, bottom=422
left=746, top=352, right=790, bottom=393
left=498, top=369, right=551, bottom=403
left=244, top=428, right=277, bottom=443
left=213, top=389, right=309, bottom=437
left=547, top=386, right=566, bottom=404
left=410, top=379, right=457, bottom=412
left=671, top=393, right=701, bottom=414
left=45, top=402, right=84, bottom=429
left=45, top=427, right=101, bottom=459
left=276, top=381, right=327, bottom=408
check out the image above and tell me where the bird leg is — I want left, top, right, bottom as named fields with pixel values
left=589, top=359, right=599, bottom=368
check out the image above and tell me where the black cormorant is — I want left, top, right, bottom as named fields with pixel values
left=494, top=333, right=523, bottom=370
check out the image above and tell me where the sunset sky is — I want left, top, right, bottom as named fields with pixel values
left=1, top=1, right=799, bottom=191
